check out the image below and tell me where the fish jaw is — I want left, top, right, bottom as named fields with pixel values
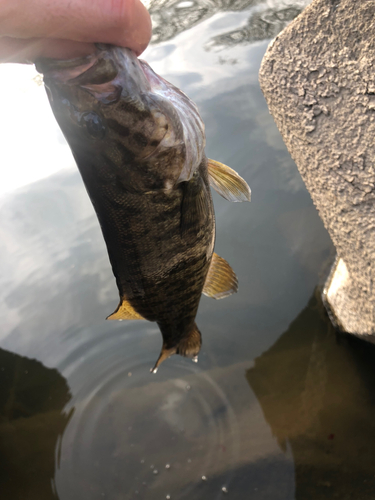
left=37, top=47, right=151, bottom=95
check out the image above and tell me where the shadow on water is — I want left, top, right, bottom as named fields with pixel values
left=247, top=290, right=375, bottom=499
left=0, top=349, right=72, bottom=500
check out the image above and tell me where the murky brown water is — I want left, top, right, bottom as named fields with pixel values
left=1, top=1, right=375, bottom=499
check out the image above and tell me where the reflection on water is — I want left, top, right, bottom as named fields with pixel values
left=148, top=0, right=257, bottom=44
left=4, top=0, right=373, bottom=498
left=0, top=64, right=74, bottom=196
left=0, top=349, right=71, bottom=499
left=205, top=4, right=308, bottom=51
left=148, top=0, right=310, bottom=47
left=55, top=362, right=242, bottom=500
left=247, top=291, right=375, bottom=499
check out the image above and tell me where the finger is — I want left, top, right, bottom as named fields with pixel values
left=0, top=36, right=97, bottom=63
left=0, top=0, right=151, bottom=56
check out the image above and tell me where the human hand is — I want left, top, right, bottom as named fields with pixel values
left=0, top=0, right=151, bottom=63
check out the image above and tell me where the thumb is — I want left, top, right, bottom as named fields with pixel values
left=0, top=0, right=151, bottom=62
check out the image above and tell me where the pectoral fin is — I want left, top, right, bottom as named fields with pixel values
left=203, top=252, right=238, bottom=299
left=106, top=298, right=144, bottom=320
left=207, top=159, right=251, bottom=202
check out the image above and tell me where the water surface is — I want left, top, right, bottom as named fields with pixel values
left=1, top=1, right=375, bottom=499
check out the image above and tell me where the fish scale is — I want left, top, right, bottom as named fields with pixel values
left=37, top=45, right=250, bottom=370
left=77, top=153, right=214, bottom=323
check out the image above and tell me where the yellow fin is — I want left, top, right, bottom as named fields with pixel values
left=207, top=159, right=251, bottom=202
left=106, top=298, right=144, bottom=320
left=203, top=252, right=238, bottom=299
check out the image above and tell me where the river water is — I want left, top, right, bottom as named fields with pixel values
left=1, top=1, right=375, bottom=499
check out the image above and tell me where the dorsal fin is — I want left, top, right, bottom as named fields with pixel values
left=106, top=298, right=144, bottom=320
left=203, top=252, right=238, bottom=299
left=207, top=159, right=251, bottom=202
left=151, top=323, right=202, bottom=373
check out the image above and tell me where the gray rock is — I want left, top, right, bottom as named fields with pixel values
left=259, top=0, right=375, bottom=338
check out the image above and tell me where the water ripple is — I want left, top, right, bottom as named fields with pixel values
left=54, top=328, right=240, bottom=500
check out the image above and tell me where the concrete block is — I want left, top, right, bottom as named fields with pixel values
left=259, top=0, right=375, bottom=338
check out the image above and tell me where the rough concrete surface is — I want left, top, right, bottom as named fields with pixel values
left=259, top=0, right=375, bottom=338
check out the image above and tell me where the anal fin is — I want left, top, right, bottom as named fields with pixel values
left=207, top=159, right=251, bottom=202
left=203, top=252, right=238, bottom=299
left=107, top=298, right=144, bottom=320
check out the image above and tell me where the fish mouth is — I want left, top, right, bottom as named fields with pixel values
left=36, top=45, right=167, bottom=100
left=35, top=52, right=100, bottom=83
left=36, top=46, right=152, bottom=96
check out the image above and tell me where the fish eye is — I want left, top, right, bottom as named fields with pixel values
left=81, top=112, right=106, bottom=139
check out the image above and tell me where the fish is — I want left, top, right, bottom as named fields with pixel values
left=36, top=45, right=250, bottom=371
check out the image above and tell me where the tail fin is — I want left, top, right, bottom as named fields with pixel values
left=151, top=323, right=202, bottom=373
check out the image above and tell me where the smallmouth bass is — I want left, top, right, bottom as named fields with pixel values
left=37, top=46, right=250, bottom=371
